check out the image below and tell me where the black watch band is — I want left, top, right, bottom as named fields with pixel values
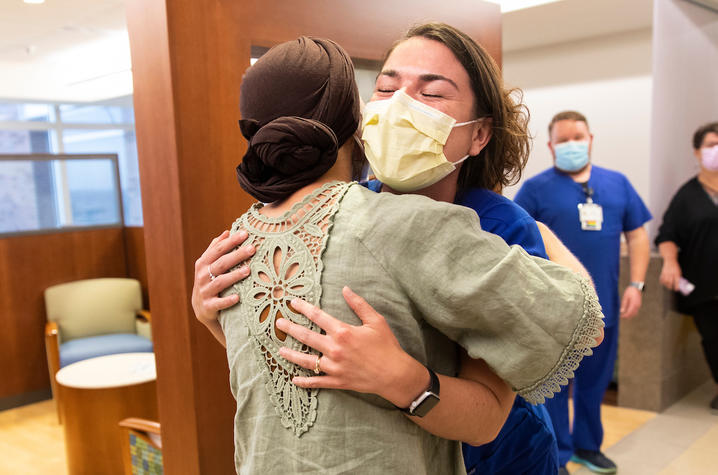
left=398, top=366, right=441, bottom=417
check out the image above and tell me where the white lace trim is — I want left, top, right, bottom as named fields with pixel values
left=517, top=277, right=605, bottom=405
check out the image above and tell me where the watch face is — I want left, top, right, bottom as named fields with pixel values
left=411, top=391, right=440, bottom=417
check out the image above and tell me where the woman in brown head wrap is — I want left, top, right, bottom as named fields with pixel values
left=193, top=36, right=603, bottom=473
left=235, top=36, right=360, bottom=202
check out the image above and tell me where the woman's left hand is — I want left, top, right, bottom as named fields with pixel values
left=276, top=286, right=426, bottom=408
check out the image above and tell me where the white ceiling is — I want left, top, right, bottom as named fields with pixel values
left=0, top=0, right=131, bottom=102
left=0, top=0, right=126, bottom=62
left=0, top=0, right=653, bottom=103
left=503, top=0, right=653, bottom=52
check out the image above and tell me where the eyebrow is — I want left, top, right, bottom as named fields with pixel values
left=378, top=70, right=459, bottom=91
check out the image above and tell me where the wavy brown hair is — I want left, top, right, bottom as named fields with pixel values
left=383, top=23, right=531, bottom=191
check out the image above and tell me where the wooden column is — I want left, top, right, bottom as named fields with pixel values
left=125, top=1, right=500, bottom=473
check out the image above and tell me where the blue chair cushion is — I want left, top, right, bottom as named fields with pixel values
left=60, top=334, right=153, bottom=368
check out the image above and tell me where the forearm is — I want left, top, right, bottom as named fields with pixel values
left=537, top=222, right=592, bottom=283
left=626, top=227, right=650, bottom=282
left=658, top=241, right=679, bottom=264
left=412, top=359, right=513, bottom=445
left=201, top=319, right=227, bottom=347
left=657, top=240, right=683, bottom=290
left=387, top=352, right=514, bottom=445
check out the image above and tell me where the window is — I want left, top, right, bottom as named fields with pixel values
left=0, top=155, right=123, bottom=235
left=0, top=103, right=55, bottom=122
left=59, top=104, right=134, bottom=125
left=0, top=97, right=142, bottom=231
left=62, top=128, right=141, bottom=225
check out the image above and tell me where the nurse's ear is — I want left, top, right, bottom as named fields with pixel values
left=469, top=118, right=492, bottom=157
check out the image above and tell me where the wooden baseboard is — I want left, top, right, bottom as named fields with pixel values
left=0, top=389, right=52, bottom=411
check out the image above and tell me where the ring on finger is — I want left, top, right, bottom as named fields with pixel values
left=208, top=264, right=217, bottom=281
left=314, top=355, right=322, bottom=375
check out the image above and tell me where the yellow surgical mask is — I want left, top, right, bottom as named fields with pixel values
left=361, top=89, right=478, bottom=192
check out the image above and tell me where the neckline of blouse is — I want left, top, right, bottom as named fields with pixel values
left=248, top=180, right=351, bottom=225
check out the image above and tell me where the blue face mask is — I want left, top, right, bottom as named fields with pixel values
left=553, top=141, right=590, bottom=172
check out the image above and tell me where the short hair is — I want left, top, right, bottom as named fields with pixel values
left=383, top=23, right=531, bottom=191
left=692, top=122, right=718, bottom=149
left=548, top=111, right=589, bottom=136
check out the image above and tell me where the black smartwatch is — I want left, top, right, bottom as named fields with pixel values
left=400, top=366, right=441, bottom=417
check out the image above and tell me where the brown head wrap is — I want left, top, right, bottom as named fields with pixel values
left=236, top=37, right=360, bottom=202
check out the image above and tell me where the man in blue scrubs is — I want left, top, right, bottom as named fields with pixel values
left=515, top=111, right=652, bottom=474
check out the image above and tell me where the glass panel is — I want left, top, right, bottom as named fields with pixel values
left=62, top=129, right=143, bottom=226
left=64, top=158, right=121, bottom=226
left=0, top=102, right=55, bottom=122
left=59, top=104, right=135, bottom=124
left=0, top=160, right=53, bottom=233
left=0, top=156, right=121, bottom=234
left=353, top=58, right=382, bottom=103
left=0, top=129, right=58, bottom=154
left=250, top=45, right=269, bottom=65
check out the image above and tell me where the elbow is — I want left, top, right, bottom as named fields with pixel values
left=463, top=397, right=513, bottom=447
left=595, top=327, right=605, bottom=346
left=464, top=423, right=502, bottom=447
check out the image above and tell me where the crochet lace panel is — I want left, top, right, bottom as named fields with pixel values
left=229, top=181, right=352, bottom=437
left=517, top=277, right=606, bottom=405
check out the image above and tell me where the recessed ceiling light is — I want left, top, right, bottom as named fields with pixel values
left=486, top=0, right=564, bottom=13
left=24, top=0, right=46, bottom=4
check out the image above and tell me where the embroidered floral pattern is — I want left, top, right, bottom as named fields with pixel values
left=228, top=181, right=352, bottom=437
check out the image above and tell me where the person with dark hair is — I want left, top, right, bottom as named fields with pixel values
left=361, top=22, right=583, bottom=475
left=656, top=121, right=718, bottom=411
left=515, top=110, right=652, bottom=474
left=193, top=36, right=603, bottom=473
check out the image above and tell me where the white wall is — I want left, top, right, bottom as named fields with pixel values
left=501, top=29, right=654, bottom=222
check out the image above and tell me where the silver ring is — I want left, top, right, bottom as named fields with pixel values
left=314, top=355, right=322, bottom=375
left=208, top=264, right=217, bottom=281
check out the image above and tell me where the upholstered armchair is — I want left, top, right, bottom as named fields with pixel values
left=44, top=278, right=153, bottom=421
left=119, top=418, right=163, bottom=475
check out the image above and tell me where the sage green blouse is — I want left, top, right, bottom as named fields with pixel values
left=219, top=181, right=603, bottom=474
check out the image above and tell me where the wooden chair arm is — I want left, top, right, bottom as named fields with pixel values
left=44, top=321, right=62, bottom=423
left=120, top=417, right=162, bottom=473
left=45, top=322, right=60, bottom=372
left=119, top=417, right=161, bottom=435
left=45, top=321, right=59, bottom=337
left=136, top=309, right=152, bottom=323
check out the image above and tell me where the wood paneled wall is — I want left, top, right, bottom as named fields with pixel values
left=126, top=1, right=500, bottom=473
left=0, top=229, right=128, bottom=400
left=123, top=227, right=149, bottom=306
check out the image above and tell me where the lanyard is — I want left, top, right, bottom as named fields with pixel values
left=580, top=182, right=594, bottom=204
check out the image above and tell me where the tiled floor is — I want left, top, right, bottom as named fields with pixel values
left=570, top=381, right=718, bottom=475
left=0, top=381, right=716, bottom=474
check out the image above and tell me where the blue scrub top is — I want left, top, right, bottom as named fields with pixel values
left=514, top=166, right=652, bottom=328
left=455, top=187, right=548, bottom=259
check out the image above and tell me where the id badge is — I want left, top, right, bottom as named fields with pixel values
left=578, top=202, right=603, bottom=231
